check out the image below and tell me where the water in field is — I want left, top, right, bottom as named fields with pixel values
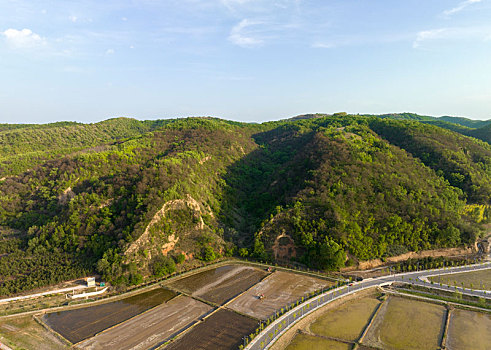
left=43, top=287, right=176, bottom=344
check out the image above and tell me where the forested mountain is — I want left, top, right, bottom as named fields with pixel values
left=1, top=115, right=490, bottom=295
left=0, top=118, right=166, bottom=177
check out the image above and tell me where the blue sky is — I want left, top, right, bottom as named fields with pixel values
left=1, top=0, right=491, bottom=123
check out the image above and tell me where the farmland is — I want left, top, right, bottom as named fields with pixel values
left=0, top=315, right=66, bottom=350
left=277, top=290, right=491, bottom=350
left=164, top=309, right=257, bottom=350
left=0, top=263, right=338, bottom=350
left=286, top=333, right=350, bottom=350
left=309, top=295, right=381, bottom=341
left=168, top=264, right=267, bottom=305
left=76, top=295, right=212, bottom=350
left=227, top=270, right=331, bottom=320
left=43, top=287, right=176, bottom=344
left=429, top=268, right=491, bottom=290
left=446, top=309, right=491, bottom=350
left=363, top=296, right=445, bottom=350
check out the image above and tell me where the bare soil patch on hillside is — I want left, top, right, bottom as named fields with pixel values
left=164, top=309, right=257, bottom=350
left=43, top=288, right=176, bottom=344
left=76, top=295, right=212, bottom=350
left=168, top=264, right=267, bottom=304
left=227, top=270, right=331, bottom=320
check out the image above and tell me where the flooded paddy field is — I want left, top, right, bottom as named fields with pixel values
left=363, top=296, right=445, bottom=350
left=164, top=309, right=258, bottom=350
left=446, top=309, right=491, bottom=350
left=43, top=287, right=176, bottom=344
left=227, top=270, right=332, bottom=320
left=429, top=268, right=491, bottom=290
left=168, top=264, right=267, bottom=305
left=76, top=295, right=212, bottom=350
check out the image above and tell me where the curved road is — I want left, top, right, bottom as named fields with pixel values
left=245, top=261, right=491, bottom=350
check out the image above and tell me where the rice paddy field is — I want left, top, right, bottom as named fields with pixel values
left=446, top=309, right=491, bottom=350
left=6, top=262, right=489, bottom=350
left=363, top=296, right=446, bottom=350
left=168, top=264, right=268, bottom=305
left=429, top=268, right=491, bottom=290
left=42, top=287, right=177, bottom=344
left=285, top=333, right=351, bottom=350
left=163, top=309, right=258, bottom=350
left=309, top=295, right=381, bottom=341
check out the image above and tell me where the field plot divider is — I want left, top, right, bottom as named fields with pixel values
left=32, top=313, right=72, bottom=347
left=440, top=306, right=452, bottom=350
left=355, top=296, right=386, bottom=347
left=153, top=306, right=218, bottom=350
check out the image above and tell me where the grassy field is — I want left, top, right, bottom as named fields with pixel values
left=0, top=315, right=67, bottom=350
left=429, top=268, right=491, bottom=290
left=446, top=309, right=491, bottom=350
left=363, top=296, right=445, bottom=350
left=285, top=333, right=351, bottom=350
left=309, top=295, right=380, bottom=342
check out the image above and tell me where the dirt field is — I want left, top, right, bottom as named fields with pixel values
left=76, top=295, right=212, bottom=350
left=285, top=333, right=350, bottom=350
left=227, top=270, right=331, bottom=320
left=446, top=309, right=491, bottom=350
left=429, top=268, right=491, bottom=290
left=309, top=295, right=380, bottom=341
left=0, top=315, right=67, bottom=350
left=43, top=288, right=176, bottom=344
left=168, top=264, right=267, bottom=305
left=164, top=309, right=258, bottom=350
left=363, top=296, right=445, bottom=350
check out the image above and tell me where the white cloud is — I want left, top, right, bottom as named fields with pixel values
left=228, top=19, right=263, bottom=47
left=2, top=28, right=46, bottom=48
left=413, top=26, right=491, bottom=48
left=106, top=48, right=115, bottom=55
left=413, top=28, right=447, bottom=48
left=69, top=15, right=78, bottom=23
left=311, top=42, right=335, bottom=49
left=443, top=0, right=482, bottom=17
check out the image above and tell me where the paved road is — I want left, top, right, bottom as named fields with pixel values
left=245, top=262, right=491, bottom=350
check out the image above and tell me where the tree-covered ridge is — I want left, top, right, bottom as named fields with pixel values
left=0, top=115, right=490, bottom=296
left=368, top=119, right=491, bottom=203
left=0, top=117, right=167, bottom=176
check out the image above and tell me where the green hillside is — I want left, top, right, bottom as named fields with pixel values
left=0, top=115, right=490, bottom=295
left=0, top=118, right=166, bottom=177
